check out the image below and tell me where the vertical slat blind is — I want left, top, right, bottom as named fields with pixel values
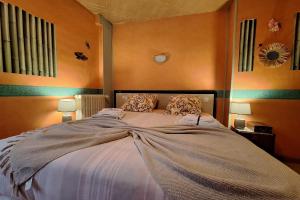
left=24, top=12, right=32, bottom=75
left=37, top=18, right=43, bottom=75
left=43, top=20, right=49, bottom=76
left=0, top=2, right=57, bottom=77
left=0, top=7, right=3, bottom=72
left=17, top=7, right=26, bottom=74
left=238, top=19, right=256, bottom=72
left=1, top=3, right=12, bottom=73
left=9, top=4, right=19, bottom=73
left=292, top=13, right=300, bottom=70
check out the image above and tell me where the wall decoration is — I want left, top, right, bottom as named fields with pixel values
left=0, top=2, right=57, bottom=77
left=238, top=19, right=257, bottom=72
left=292, top=12, right=300, bottom=70
left=259, top=43, right=290, bottom=67
left=74, top=52, right=88, bottom=61
left=85, top=41, right=91, bottom=49
left=268, top=18, right=281, bottom=32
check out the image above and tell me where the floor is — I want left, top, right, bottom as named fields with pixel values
left=283, top=162, right=300, bottom=174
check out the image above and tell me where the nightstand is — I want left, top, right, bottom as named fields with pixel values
left=231, top=126, right=275, bottom=155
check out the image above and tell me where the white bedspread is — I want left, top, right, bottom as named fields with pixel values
left=0, top=111, right=296, bottom=200
left=0, top=111, right=217, bottom=200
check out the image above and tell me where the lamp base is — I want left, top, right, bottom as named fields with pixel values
left=234, top=119, right=246, bottom=129
left=62, top=116, right=72, bottom=122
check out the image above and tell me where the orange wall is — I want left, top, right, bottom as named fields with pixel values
left=0, top=0, right=102, bottom=138
left=113, top=11, right=228, bottom=90
left=0, top=97, right=76, bottom=138
left=0, top=0, right=101, bottom=88
left=233, top=0, right=300, bottom=90
left=231, top=99, right=300, bottom=160
left=113, top=9, right=229, bottom=122
left=231, top=0, right=300, bottom=159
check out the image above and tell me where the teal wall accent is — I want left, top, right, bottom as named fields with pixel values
left=0, top=84, right=102, bottom=96
left=231, top=89, right=300, bottom=99
left=217, top=90, right=231, bottom=98
left=1, top=85, right=298, bottom=99
left=217, top=90, right=300, bottom=99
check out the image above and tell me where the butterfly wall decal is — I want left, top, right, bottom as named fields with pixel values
left=74, top=52, right=88, bottom=61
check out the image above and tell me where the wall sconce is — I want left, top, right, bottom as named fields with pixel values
left=153, top=53, right=168, bottom=64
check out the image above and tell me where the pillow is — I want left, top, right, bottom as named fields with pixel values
left=166, top=95, right=202, bottom=116
left=121, top=94, right=158, bottom=112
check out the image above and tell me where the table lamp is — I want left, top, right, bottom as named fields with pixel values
left=230, top=102, right=251, bottom=129
left=57, top=99, right=76, bottom=122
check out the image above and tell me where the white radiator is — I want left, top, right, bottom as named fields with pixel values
left=75, top=95, right=108, bottom=120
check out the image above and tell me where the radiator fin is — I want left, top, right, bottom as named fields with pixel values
left=75, top=95, right=107, bottom=120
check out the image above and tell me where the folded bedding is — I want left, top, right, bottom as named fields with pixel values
left=0, top=110, right=299, bottom=200
left=93, top=108, right=126, bottom=119
left=176, top=114, right=219, bottom=127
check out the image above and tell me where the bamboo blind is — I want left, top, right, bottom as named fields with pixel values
left=238, top=19, right=256, bottom=72
left=0, top=2, right=57, bottom=77
left=292, top=13, right=300, bottom=70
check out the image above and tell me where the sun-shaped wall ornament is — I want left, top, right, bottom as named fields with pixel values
left=258, top=43, right=290, bottom=67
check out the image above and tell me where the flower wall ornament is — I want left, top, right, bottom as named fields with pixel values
left=259, top=43, right=290, bottom=67
left=268, top=18, right=281, bottom=32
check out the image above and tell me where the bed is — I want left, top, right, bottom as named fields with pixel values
left=0, top=90, right=299, bottom=200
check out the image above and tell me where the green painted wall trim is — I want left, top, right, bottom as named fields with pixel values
left=231, top=90, right=300, bottom=99
left=217, top=90, right=228, bottom=98
left=0, top=84, right=102, bottom=96
left=2, top=85, right=298, bottom=99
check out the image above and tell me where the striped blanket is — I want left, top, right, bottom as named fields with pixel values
left=1, top=115, right=300, bottom=200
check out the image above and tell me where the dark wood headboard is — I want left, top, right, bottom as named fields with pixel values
left=114, top=90, right=217, bottom=118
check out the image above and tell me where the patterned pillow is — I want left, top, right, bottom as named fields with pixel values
left=121, top=94, right=158, bottom=112
left=166, top=95, right=202, bottom=116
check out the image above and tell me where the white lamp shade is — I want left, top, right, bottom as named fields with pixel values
left=230, top=102, right=251, bottom=115
left=58, top=99, right=76, bottom=112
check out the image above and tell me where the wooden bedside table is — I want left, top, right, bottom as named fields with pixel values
left=231, top=126, right=275, bottom=155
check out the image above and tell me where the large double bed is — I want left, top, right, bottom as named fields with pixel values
left=0, top=90, right=299, bottom=200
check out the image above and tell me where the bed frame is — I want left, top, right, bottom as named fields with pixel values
left=114, top=90, right=217, bottom=118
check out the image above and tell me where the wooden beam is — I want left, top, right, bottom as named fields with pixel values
left=24, top=12, right=32, bottom=75
left=47, top=22, right=53, bottom=77
left=1, top=3, right=12, bottom=73
left=294, top=13, right=300, bottom=70
left=9, top=4, right=20, bottom=74
left=17, top=7, right=26, bottom=74
left=248, top=19, right=256, bottom=71
left=30, top=15, right=38, bottom=75
left=243, top=20, right=250, bottom=72
left=37, top=17, right=44, bottom=76
left=0, top=3, right=3, bottom=72
left=238, top=21, right=245, bottom=72
left=52, top=24, right=57, bottom=77
left=43, top=20, right=49, bottom=76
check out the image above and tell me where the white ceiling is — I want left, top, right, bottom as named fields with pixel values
left=76, top=0, right=229, bottom=24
